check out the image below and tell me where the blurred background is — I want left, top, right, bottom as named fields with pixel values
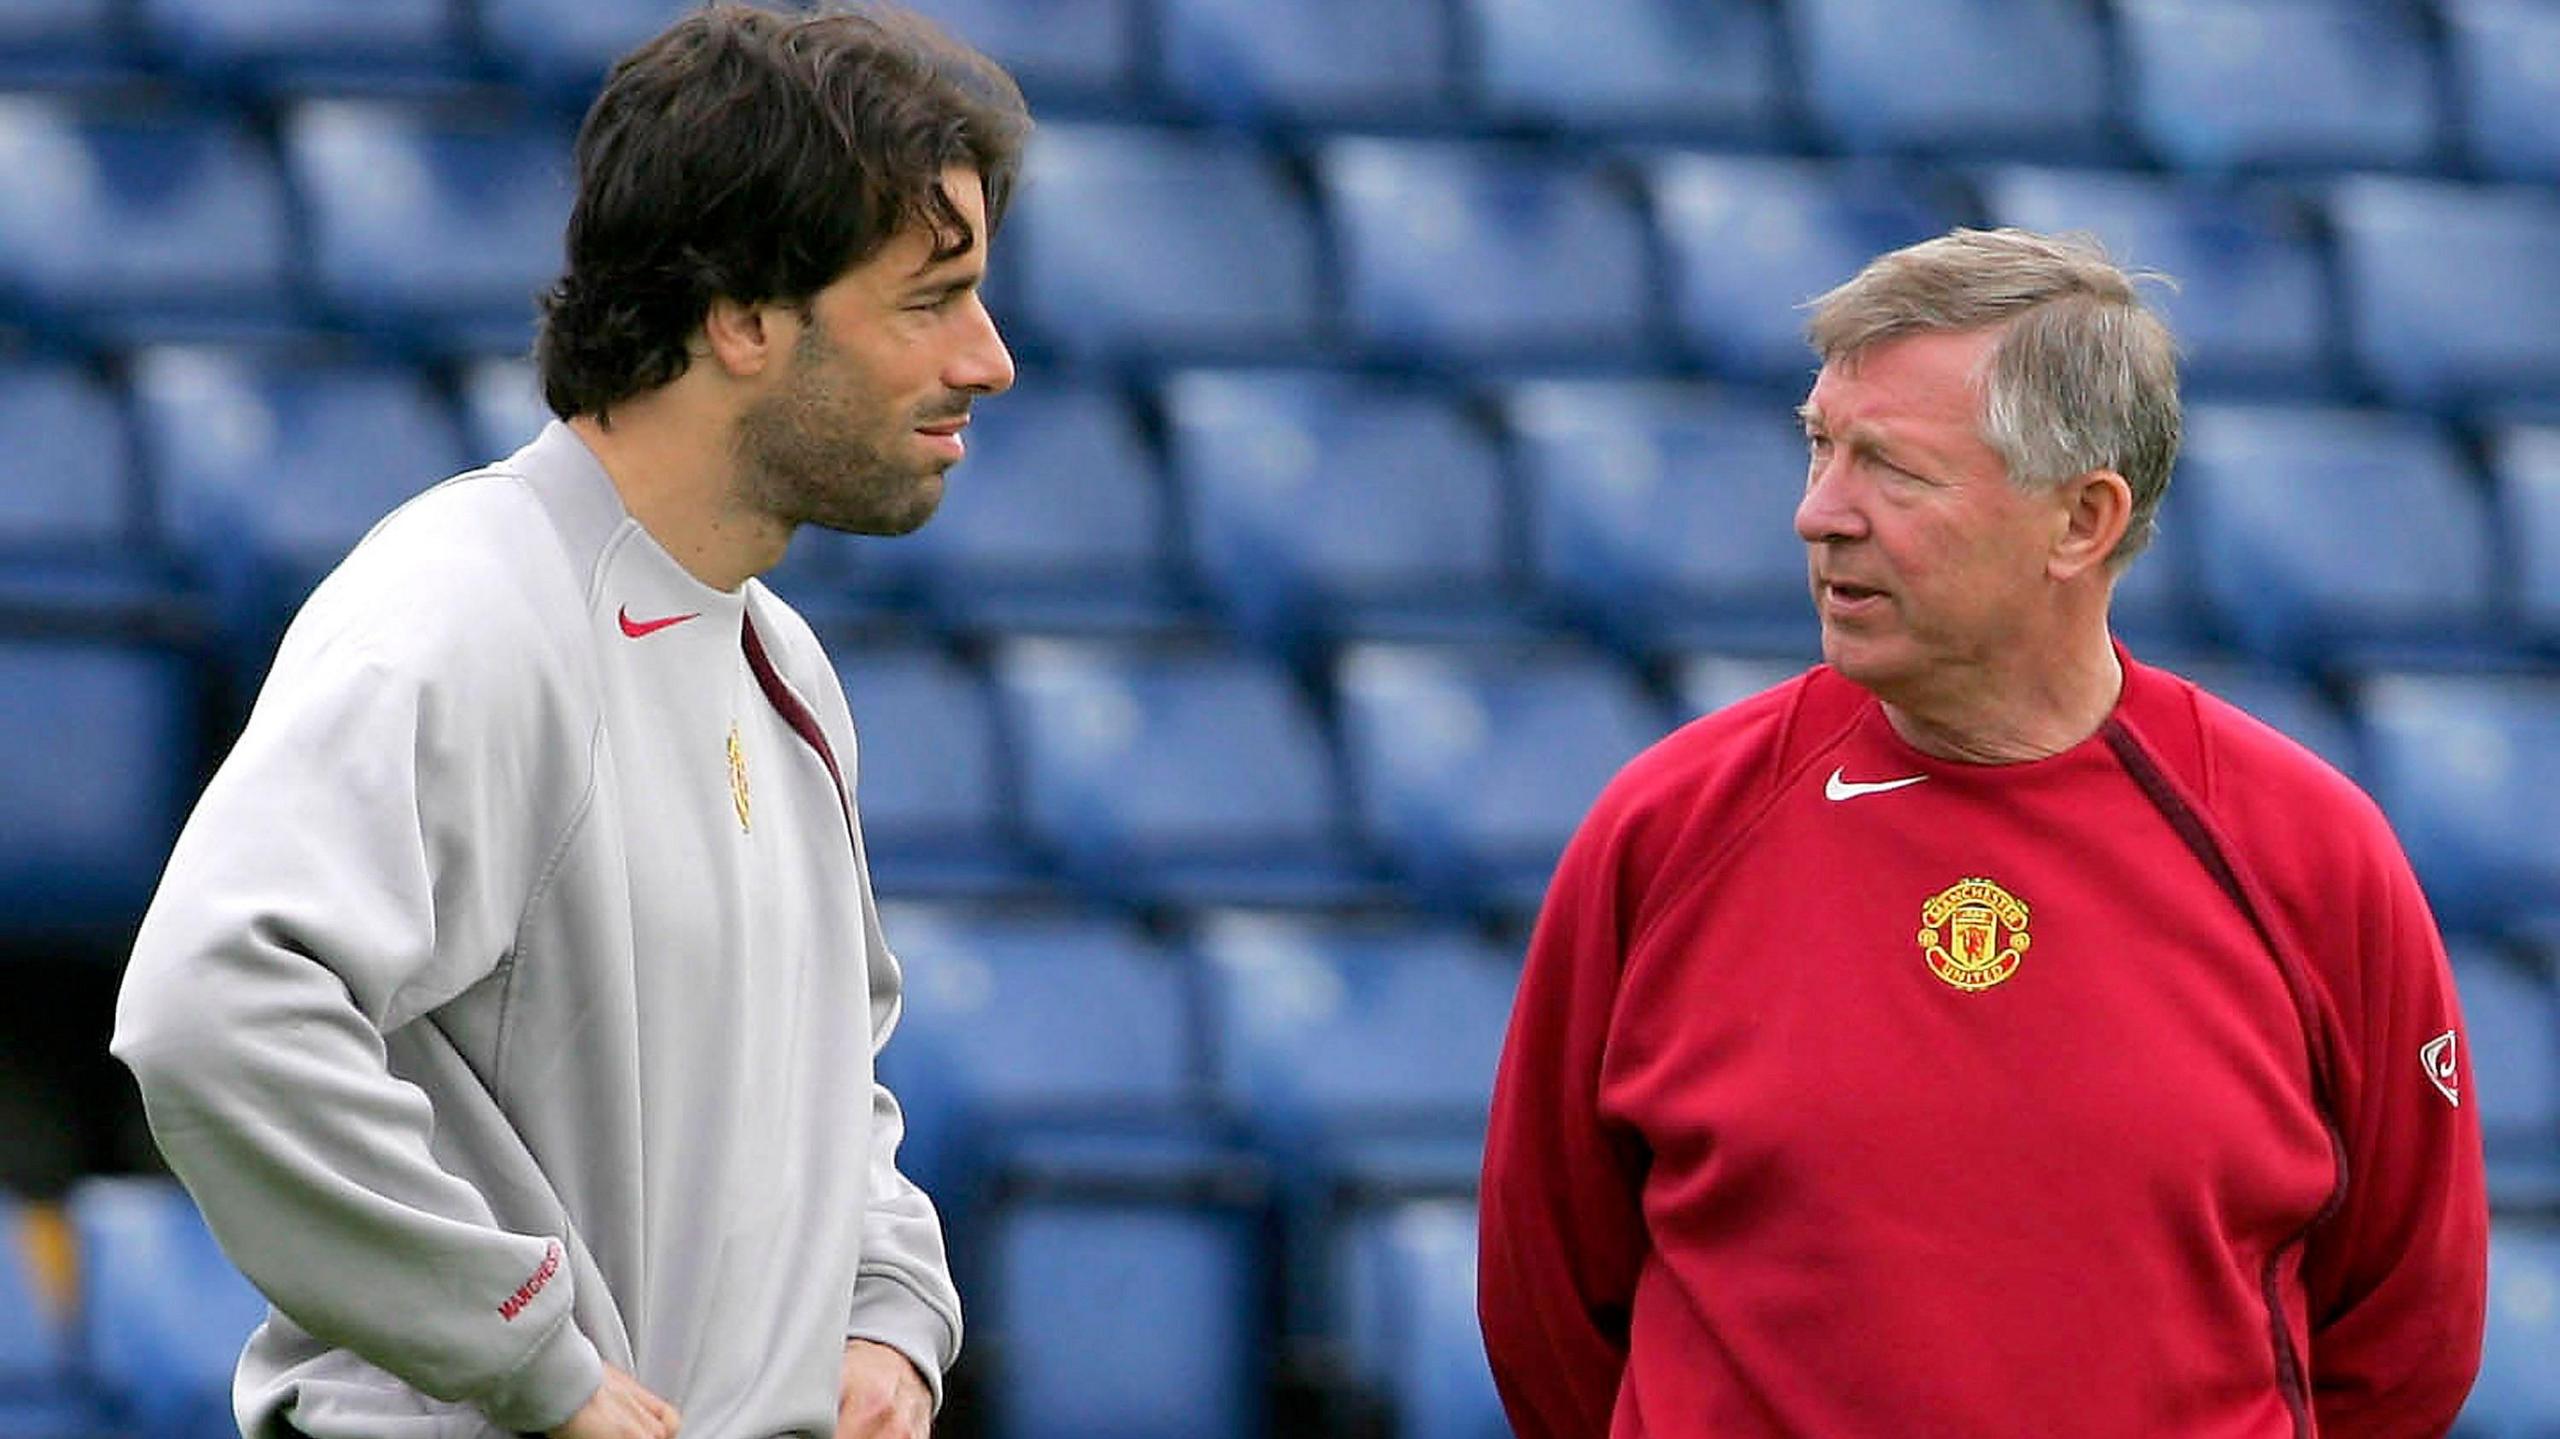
left=0, top=0, right=2557, bottom=1434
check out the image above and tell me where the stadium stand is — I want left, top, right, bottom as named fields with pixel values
left=2444, top=0, right=2560, bottom=184
left=2466, top=1220, right=2560, bottom=1437
left=0, top=99, right=292, bottom=342
left=1333, top=1202, right=1507, bottom=1439
left=68, top=1178, right=265, bottom=1439
left=2330, top=175, right=2560, bottom=410
left=1334, top=640, right=1668, bottom=915
left=0, top=1197, right=89, bottom=1439
left=1000, top=124, right=1323, bottom=362
left=2115, top=0, right=2441, bottom=174
left=280, top=100, right=571, bottom=351
left=992, top=639, right=1373, bottom=905
left=4, top=2, right=2557, bottom=1436
left=1790, top=0, right=2112, bottom=158
left=2361, top=672, right=2560, bottom=939
left=1505, top=377, right=1819, bottom=656
left=1644, top=152, right=1953, bottom=383
left=1317, top=136, right=1655, bottom=367
left=2499, top=423, right=2560, bottom=649
left=2177, top=402, right=2505, bottom=667
left=1155, top=0, right=1451, bottom=126
left=1461, top=0, right=1784, bottom=138
left=910, top=0, right=1141, bottom=101
left=1161, top=367, right=1523, bottom=657
left=0, top=639, right=194, bottom=935
left=130, top=0, right=468, bottom=90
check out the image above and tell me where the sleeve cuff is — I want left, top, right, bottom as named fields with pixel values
left=847, top=1273, right=961, bottom=1413
left=475, top=1310, right=606, bottom=1436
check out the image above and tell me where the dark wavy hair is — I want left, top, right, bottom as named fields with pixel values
left=535, top=2, right=1030, bottom=421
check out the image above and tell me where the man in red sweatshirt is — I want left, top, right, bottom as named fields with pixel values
left=1478, top=228, right=2488, bottom=1438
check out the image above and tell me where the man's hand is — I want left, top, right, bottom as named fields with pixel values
left=836, top=1339, right=932, bottom=1439
left=548, top=1364, right=680, bottom=1439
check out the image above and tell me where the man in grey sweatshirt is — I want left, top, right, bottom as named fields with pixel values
left=111, top=7, right=1028, bottom=1436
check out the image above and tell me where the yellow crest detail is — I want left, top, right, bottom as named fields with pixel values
left=727, top=722, right=751, bottom=832
left=1916, top=876, right=2029, bottom=992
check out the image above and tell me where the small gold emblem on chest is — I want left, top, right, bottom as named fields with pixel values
left=1917, top=876, right=2029, bottom=991
left=727, top=721, right=751, bottom=832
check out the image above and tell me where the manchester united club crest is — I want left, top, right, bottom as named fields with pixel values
left=727, top=721, right=751, bottom=833
left=1917, top=877, right=2030, bottom=992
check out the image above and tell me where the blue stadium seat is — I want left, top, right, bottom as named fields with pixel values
left=831, top=643, right=1029, bottom=896
left=1336, top=642, right=1670, bottom=914
left=2108, top=497, right=2208, bottom=652
left=133, top=0, right=466, bottom=87
left=1196, top=910, right=1513, bottom=1194
left=2496, top=424, right=2560, bottom=649
left=2360, top=672, right=2560, bottom=936
left=1674, top=652, right=1814, bottom=717
left=1507, top=380, right=1816, bottom=656
left=1790, top=0, right=2110, bottom=156
left=2447, top=943, right=2560, bottom=1210
left=0, top=360, right=179, bottom=622
left=801, top=376, right=1180, bottom=633
left=1976, top=167, right=2336, bottom=394
left=988, top=1202, right=1263, bottom=1439
left=1336, top=1202, right=1508, bottom=1439
left=874, top=905, right=1209, bottom=1209
left=0, top=0, right=126, bottom=84
left=135, top=347, right=469, bottom=659
left=1643, top=153, right=1952, bottom=383
left=0, top=1197, right=92, bottom=1439
left=282, top=101, right=572, bottom=351
left=2177, top=403, right=2501, bottom=665
left=0, top=101, right=292, bottom=340
left=907, top=0, right=1140, bottom=98
left=1156, top=0, right=1450, bottom=123
left=1003, top=124, right=1321, bottom=361
left=2116, top=0, right=2439, bottom=173
left=2331, top=176, right=2560, bottom=410
left=69, top=1178, right=267, bottom=1439
left=1161, top=368, right=1522, bottom=656
left=1463, top=0, right=1782, bottom=137
left=2465, top=1220, right=2560, bottom=1437
left=2174, top=661, right=2362, bottom=782
left=0, top=363, right=127, bottom=554
left=478, top=0, right=695, bottom=94
left=992, top=640, right=1370, bottom=904
left=0, top=640, right=193, bottom=934
left=2445, top=0, right=2560, bottom=183
left=1317, top=137, right=1653, bottom=367
left=457, top=355, right=550, bottom=465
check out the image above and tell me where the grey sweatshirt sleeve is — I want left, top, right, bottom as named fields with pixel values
left=112, top=583, right=605, bottom=1434
left=844, top=896, right=965, bottom=1409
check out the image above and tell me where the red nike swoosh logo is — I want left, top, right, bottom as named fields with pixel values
left=618, top=605, right=699, bottom=638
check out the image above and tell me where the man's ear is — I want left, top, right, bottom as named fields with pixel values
left=2051, top=468, right=2134, bottom=583
left=701, top=296, right=782, bottom=380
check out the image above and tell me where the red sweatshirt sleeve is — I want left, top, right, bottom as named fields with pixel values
left=1479, top=782, right=1654, bottom=1439
left=2300, top=807, right=2490, bottom=1435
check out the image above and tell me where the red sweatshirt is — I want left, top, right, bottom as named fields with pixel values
left=1480, top=653, right=2487, bottom=1438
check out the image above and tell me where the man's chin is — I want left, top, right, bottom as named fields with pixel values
left=810, top=475, right=946, bottom=537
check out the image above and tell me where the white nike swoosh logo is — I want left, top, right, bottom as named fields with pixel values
left=1825, top=767, right=1928, bottom=801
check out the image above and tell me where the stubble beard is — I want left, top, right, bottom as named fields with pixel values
left=733, top=331, right=953, bottom=539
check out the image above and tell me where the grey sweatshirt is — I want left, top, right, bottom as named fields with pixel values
left=113, top=423, right=960, bottom=1438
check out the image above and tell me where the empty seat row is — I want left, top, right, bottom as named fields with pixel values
left=16, top=349, right=2560, bottom=677
left=847, top=637, right=2560, bottom=943
left=10, top=0, right=2559, bottom=184
left=7, top=95, right=2560, bottom=406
